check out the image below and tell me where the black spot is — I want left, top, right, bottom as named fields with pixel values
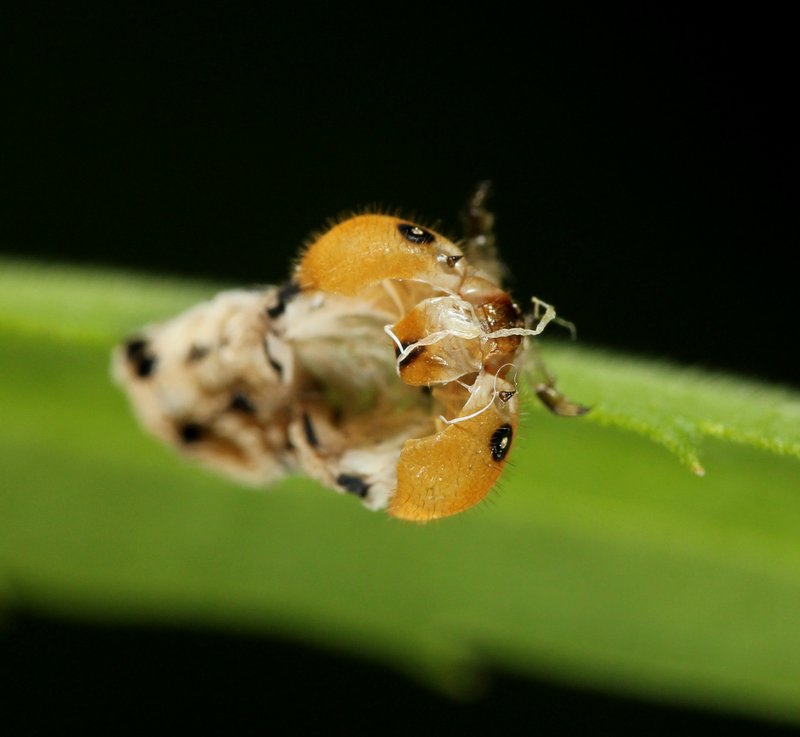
left=446, top=255, right=463, bottom=268
left=302, top=412, right=319, bottom=448
left=489, top=424, right=513, bottom=462
left=135, top=356, right=156, bottom=378
left=229, top=392, right=256, bottom=414
left=397, top=223, right=435, bottom=245
left=267, top=281, right=301, bottom=319
left=187, top=344, right=210, bottom=362
left=125, top=338, right=147, bottom=360
left=419, top=385, right=433, bottom=396
left=263, top=342, right=283, bottom=378
left=399, top=345, right=425, bottom=368
left=179, top=422, right=205, bottom=443
left=336, top=474, right=370, bottom=499
left=498, top=390, right=516, bottom=403
left=125, top=338, right=157, bottom=378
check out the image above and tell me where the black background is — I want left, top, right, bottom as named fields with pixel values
left=2, top=611, right=797, bottom=734
left=1, top=5, right=797, bottom=731
left=2, top=5, right=796, bottom=384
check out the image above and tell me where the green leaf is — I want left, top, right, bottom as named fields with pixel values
left=543, top=343, right=800, bottom=474
left=2, top=258, right=800, bottom=723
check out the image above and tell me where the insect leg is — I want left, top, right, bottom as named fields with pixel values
left=460, top=180, right=504, bottom=282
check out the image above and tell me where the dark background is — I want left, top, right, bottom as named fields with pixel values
left=1, top=5, right=797, bottom=731
left=2, top=5, right=796, bottom=384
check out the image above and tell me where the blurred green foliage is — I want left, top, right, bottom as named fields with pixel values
left=1, top=259, right=799, bottom=723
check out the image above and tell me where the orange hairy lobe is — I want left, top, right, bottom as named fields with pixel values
left=296, top=215, right=463, bottom=296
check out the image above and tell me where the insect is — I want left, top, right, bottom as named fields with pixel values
left=113, top=183, right=586, bottom=522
